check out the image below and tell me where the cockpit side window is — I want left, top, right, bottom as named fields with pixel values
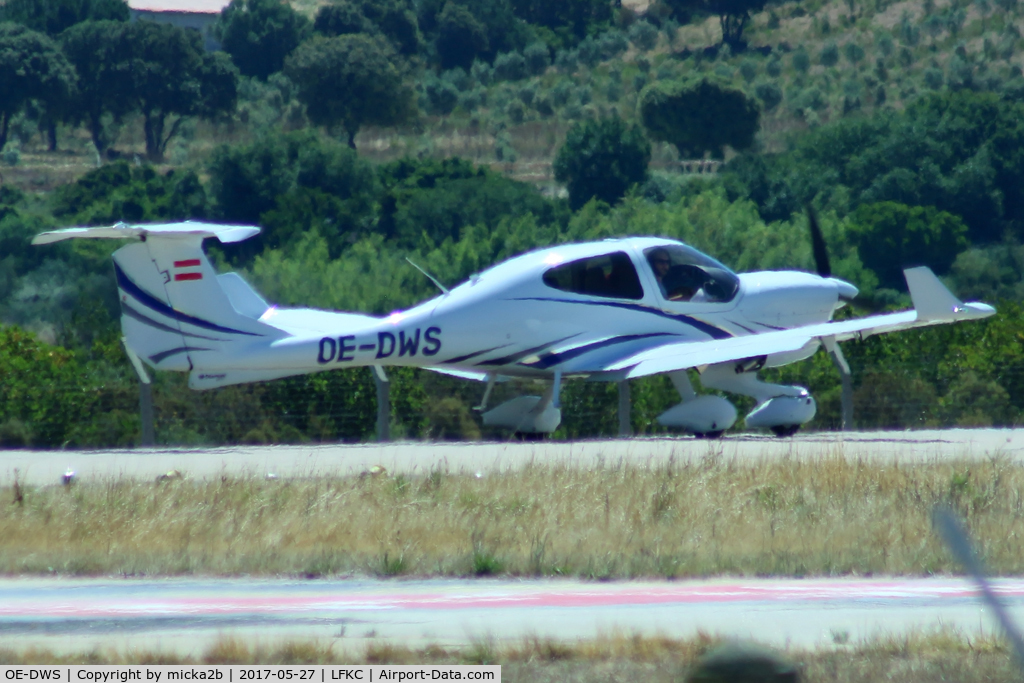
left=644, top=245, right=739, bottom=303
left=543, top=251, right=644, bottom=300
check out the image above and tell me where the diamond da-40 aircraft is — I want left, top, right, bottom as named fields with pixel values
left=34, top=218, right=995, bottom=437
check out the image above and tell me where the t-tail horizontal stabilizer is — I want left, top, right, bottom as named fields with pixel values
left=904, top=266, right=995, bottom=321
left=34, top=221, right=284, bottom=376
left=31, top=221, right=260, bottom=245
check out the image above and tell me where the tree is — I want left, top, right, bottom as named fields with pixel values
left=0, top=0, right=127, bottom=35
left=207, top=130, right=380, bottom=258
left=639, top=78, right=760, bottom=160
left=215, top=0, right=310, bottom=80
left=358, top=0, right=421, bottom=56
left=553, top=116, right=651, bottom=210
left=60, top=20, right=135, bottom=158
left=285, top=34, right=416, bottom=149
left=0, top=23, right=76, bottom=152
left=849, top=202, right=969, bottom=290
left=663, top=0, right=769, bottom=49
left=125, top=21, right=239, bottom=161
left=509, top=0, right=612, bottom=49
left=314, top=0, right=422, bottom=56
left=418, top=0, right=531, bottom=62
left=725, top=91, right=1024, bottom=242
left=314, top=1, right=374, bottom=37
left=435, top=2, right=489, bottom=70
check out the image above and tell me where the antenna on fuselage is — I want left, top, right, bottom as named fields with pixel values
left=406, top=258, right=449, bottom=295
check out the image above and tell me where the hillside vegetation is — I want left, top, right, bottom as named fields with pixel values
left=2, top=0, right=1024, bottom=446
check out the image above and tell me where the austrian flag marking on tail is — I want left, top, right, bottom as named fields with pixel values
left=173, top=259, right=203, bottom=281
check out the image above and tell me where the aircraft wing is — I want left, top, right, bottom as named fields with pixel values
left=606, top=267, right=995, bottom=379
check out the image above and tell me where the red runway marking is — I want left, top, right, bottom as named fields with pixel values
left=3, top=579, right=1024, bottom=620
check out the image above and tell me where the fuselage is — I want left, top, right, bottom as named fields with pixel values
left=210, top=237, right=858, bottom=380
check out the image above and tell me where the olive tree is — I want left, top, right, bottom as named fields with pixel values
left=0, top=23, right=76, bottom=152
left=639, top=78, right=760, bottom=159
left=126, top=22, right=239, bottom=161
left=216, top=0, right=310, bottom=80
left=553, top=116, right=651, bottom=210
left=285, top=34, right=416, bottom=149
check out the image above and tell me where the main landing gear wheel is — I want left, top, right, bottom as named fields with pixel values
left=514, top=431, right=548, bottom=442
left=770, top=424, right=801, bottom=437
left=692, top=430, right=725, bottom=440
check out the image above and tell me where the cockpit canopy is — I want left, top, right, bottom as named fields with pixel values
left=542, top=251, right=644, bottom=300
left=643, top=245, right=739, bottom=303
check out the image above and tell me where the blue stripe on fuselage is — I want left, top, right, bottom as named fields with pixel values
left=509, top=297, right=733, bottom=340
left=114, top=262, right=263, bottom=337
left=521, top=332, right=679, bottom=370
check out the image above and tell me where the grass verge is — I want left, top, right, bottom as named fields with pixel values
left=0, top=630, right=1017, bottom=681
left=1, top=452, right=1022, bottom=577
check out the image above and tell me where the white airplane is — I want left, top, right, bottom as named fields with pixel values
left=33, top=220, right=994, bottom=437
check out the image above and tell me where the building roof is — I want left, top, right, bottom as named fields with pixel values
left=128, top=0, right=229, bottom=14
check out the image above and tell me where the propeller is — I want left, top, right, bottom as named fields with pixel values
left=807, top=205, right=831, bottom=278
left=807, top=205, right=853, bottom=431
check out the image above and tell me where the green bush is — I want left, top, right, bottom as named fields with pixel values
left=849, top=202, right=969, bottom=289
left=820, top=41, right=839, bottom=66
left=628, top=20, right=658, bottom=52
left=52, top=161, right=208, bottom=225
left=424, top=75, right=459, bottom=114
left=554, top=116, right=650, bottom=210
left=493, top=50, right=526, bottom=81
left=523, top=41, right=550, bottom=75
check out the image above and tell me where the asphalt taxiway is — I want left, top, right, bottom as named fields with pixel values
left=2, top=428, right=1022, bottom=486
left=0, top=577, right=1018, bottom=656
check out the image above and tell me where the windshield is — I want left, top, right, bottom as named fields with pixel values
left=643, top=245, right=739, bottom=304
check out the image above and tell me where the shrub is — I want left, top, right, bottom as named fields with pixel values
left=754, top=80, right=783, bottom=111
left=493, top=50, right=527, bottom=81
left=739, top=58, right=758, bottom=82
left=607, top=79, right=621, bottom=102
left=424, top=76, right=459, bottom=115
left=844, top=42, right=865, bottom=64
left=459, top=86, right=486, bottom=111
left=534, top=94, right=554, bottom=116
left=470, top=59, right=492, bottom=85
left=551, top=79, right=572, bottom=106
left=554, top=48, right=578, bottom=72
left=924, top=67, right=944, bottom=89
left=628, top=20, right=658, bottom=52
left=506, top=99, right=526, bottom=123
left=441, top=66, right=471, bottom=91
left=523, top=41, right=550, bottom=75
left=792, top=46, right=810, bottom=72
left=820, top=41, right=839, bottom=66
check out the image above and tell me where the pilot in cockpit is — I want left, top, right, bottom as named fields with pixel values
left=647, top=248, right=672, bottom=297
left=648, top=247, right=706, bottom=302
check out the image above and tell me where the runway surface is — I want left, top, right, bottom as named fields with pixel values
left=0, top=577, right=1020, bottom=656
left=2, top=428, right=1023, bottom=486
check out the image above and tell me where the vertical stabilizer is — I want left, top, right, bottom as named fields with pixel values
left=33, top=221, right=284, bottom=371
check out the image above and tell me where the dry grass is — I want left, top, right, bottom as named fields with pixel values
left=1, top=452, right=1023, bottom=578
left=0, top=630, right=1018, bottom=681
